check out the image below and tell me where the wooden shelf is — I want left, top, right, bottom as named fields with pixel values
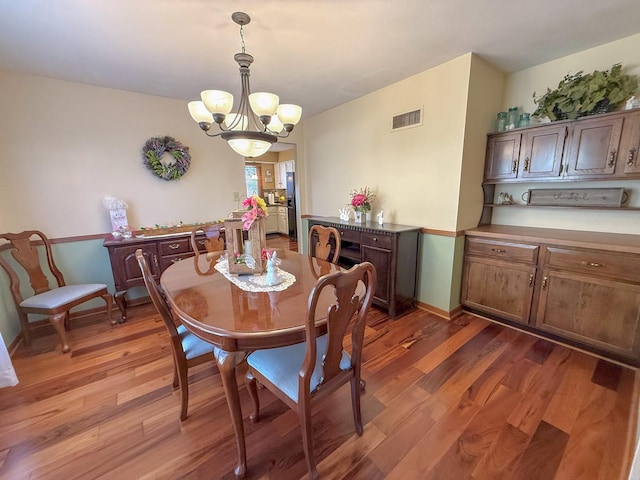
left=484, top=203, right=640, bottom=211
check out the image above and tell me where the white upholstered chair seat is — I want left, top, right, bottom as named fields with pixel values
left=20, top=284, right=108, bottom=309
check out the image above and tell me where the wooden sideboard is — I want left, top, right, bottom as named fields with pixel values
left=306, top=216, right=421, bottom=319
left=461, top=225, right=640, bottom=365
left=103, top=232, right=209, bottom=320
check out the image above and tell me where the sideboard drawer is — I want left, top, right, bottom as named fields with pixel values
left=337, top=228, right=361, bottom=243
left=361, top=232, right=392, bottom=249
left=158, top=238, right=192, bottom=256
left=542, top=246, right=640, bottom=283
left=466, top=237, right=539, bottom=264
left=159, top=253, right=193, bottom=271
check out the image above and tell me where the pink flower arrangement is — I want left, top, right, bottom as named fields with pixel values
left=241, top=195, right=268, bottom=230
left=349, top=186, right=376, bottom=213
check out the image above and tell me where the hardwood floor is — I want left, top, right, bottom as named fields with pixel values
left=1, top=240, right=638, bottom=479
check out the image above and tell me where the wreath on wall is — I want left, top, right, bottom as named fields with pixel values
left=142, top=135, right=191, bottom=181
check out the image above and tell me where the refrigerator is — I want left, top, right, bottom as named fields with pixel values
left=286, top=172, right=297, bottom=240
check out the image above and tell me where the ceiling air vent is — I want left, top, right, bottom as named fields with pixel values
left=391, top=107, right=423, bottom=132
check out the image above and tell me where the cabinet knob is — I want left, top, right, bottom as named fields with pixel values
left=581, top=260, right=604, bottom=268
left=372, top=237, right=377, bottom=242
left=542, top=276, right=548, bottom=290
left=608, top=149, right=617, bottom=167
left=169, top=243, right=180, bottom=250
left=628, top=148, right=637, bottom=166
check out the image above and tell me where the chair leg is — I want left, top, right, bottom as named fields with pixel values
left=177, top=363, right=189, bottom=421
left=18, top=311, right=32, bottom=346
left=171, top=359, right=179, bottom=389
left=350, top=376, right=364, bottom=435
left=299, top=400, right=319, bottom=480
left=49, top=312, right=70, bottom=353
left=245, top=370, right=260, bottom=423
left=102, top=293, right=117, bottom=325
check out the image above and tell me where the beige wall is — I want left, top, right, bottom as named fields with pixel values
left=302, top=54, right=475, bottom=231
left=495, top=34, right=640, bottom=234
left=0, top=70, right=246, bottom=238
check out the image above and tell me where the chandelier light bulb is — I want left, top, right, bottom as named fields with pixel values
left=267, top=115, right=284, bottom=133
left=224, top=113, right=249, bottom=131
left=187, top=101, right=213, bottom=124
left=201, top=90, right=234, bottom=115
left=249, top=92, right=279, bottom=116
left=228, top=138, right=273, bottom=158
left=277, top=104, right=302, bottom=125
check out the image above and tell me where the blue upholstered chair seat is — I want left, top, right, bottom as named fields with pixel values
left=20, top=284, right=107, bottom=309
left=247, top=334, right=351, bottom=402
left=176, top=324, right=218, bottom=360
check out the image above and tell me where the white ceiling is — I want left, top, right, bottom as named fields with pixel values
left=1, top=0, right=640, bottom=119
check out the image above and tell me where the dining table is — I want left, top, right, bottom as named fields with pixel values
left=160, top=249, right=341, bottom=479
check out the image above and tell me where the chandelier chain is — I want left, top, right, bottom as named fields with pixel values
left=239, top=24, right=246, bottom=54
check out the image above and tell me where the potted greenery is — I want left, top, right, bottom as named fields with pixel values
left=533, top=64, right=638, bottom=121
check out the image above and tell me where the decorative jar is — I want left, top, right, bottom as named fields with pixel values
left=496, top=112, right=507, bottom=132
left=506, top=107, right=519, bottom=130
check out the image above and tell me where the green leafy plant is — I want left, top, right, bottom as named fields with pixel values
left=533, top=64, right=638, bottom=121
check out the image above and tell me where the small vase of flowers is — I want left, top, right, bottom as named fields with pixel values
left=349, top=187, right=375, bottom=223
left=241, top=194, right=268, bottom=230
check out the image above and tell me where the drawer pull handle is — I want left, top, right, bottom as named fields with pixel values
left=524, top=157, right=530, bottom=171
left=171, top=258, right=182, bottom=264
left=153, top=255, right=159, bottom=269
left=197, top=240, right=206, bottom=246
left=490, top=248, right=506, bottom=253
left=608, top=149, right=617, bottom=167
left=169, top=243, right=180, bottom=250
left=512, top=160, right=517, bottom=173
left=628, top=148, right=637, bottom=166
left=582, top=261, right=604, bottom=268
left=529, top=274, right=534, bottom=286
left=372, top=237, right=377, bottom=242
left=542, top=276, right=548, bottom=290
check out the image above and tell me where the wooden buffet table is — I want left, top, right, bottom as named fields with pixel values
left=160, top=250, right=340, bottom=478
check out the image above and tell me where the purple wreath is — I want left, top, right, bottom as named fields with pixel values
left=142, top=135, right=191, bottom=181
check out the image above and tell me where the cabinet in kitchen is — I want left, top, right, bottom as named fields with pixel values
left=306, top=216, right=420, bottom=319
left=265, top=207, right=278, bottom=233
left=461, top=225, right=640, bottom=365
left=275, top=162, right=288, bottom=189
left=284, top=159, right=295, bottom=172
left=104, top=232, right=210, bottom=320
left=277, top=206, right=288, bottom=234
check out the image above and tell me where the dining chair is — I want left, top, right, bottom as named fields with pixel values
left=308, top=224, right=341, bottom=264
left=245, top=261, right=376, bottom=479
left=190, top=223, right=225, bottom=275
left=135, top=249, right=219, bottom=420
left=0, top=230, right=115, bottom=353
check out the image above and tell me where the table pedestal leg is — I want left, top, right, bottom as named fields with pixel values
left=215, top=349, right=248, bottom=479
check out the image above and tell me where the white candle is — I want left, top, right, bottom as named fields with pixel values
left=244, top=240, right=252, bottom=255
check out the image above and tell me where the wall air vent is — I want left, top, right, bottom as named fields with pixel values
left=391, top=107, right=423, bottom=132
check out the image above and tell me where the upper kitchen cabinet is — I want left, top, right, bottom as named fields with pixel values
left=564, top=114, right=624, bottom=178
left=520, top=124, right=568, bottom=179
left=275, top=162, right=287, bottom=189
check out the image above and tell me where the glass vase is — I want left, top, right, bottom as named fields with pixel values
left=354, top=211, right=366, bottom=223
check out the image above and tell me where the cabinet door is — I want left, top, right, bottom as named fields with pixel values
left=265, top=209, right=278, bottom=233
left=277, top=211, right=288, bottom=234
left=535, top=269, right=640, bottom=360
left=623, top=111, right=640, bottom=174
left=484, top=132, right=521, bottom=181
left=565, top=115, right=624, bottom=177
left=461, top=256, right=536, bottom=325
left=111, top=244, right=159, bottom=289
left=361, top=244, right=391, bottom=305
left=520, top=124, right=567, bottom=179
left=285, top=160, right=295, bottom=173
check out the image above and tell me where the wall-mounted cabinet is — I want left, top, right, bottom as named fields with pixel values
left=484, top=108, right=640, bottom=184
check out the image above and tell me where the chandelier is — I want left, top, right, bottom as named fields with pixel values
left=187, top=12, right=302, bottom=158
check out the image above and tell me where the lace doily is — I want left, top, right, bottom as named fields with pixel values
left=214, top=259, right=296, bottom=292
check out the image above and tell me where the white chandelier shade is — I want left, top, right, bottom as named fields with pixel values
left=187, top=12, right=302, bottom=158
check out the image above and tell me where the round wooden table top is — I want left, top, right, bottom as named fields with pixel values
left=160, top=249, right=341, bottom=352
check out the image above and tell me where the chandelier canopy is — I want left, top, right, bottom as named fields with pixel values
left=188, top=12, right=302, bottom=158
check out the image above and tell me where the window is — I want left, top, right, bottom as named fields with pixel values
left=245, top=165, right=260, bottom=198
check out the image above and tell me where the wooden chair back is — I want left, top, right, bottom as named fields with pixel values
left=135, top=249, right=183, bottom=349
left=0, top=230, right=66, bottom=305
left=302, top=261, right=376, bottom=398
left=308, top=225, right=341, bottom=264
left=190, top=223, right=225, bottom=275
